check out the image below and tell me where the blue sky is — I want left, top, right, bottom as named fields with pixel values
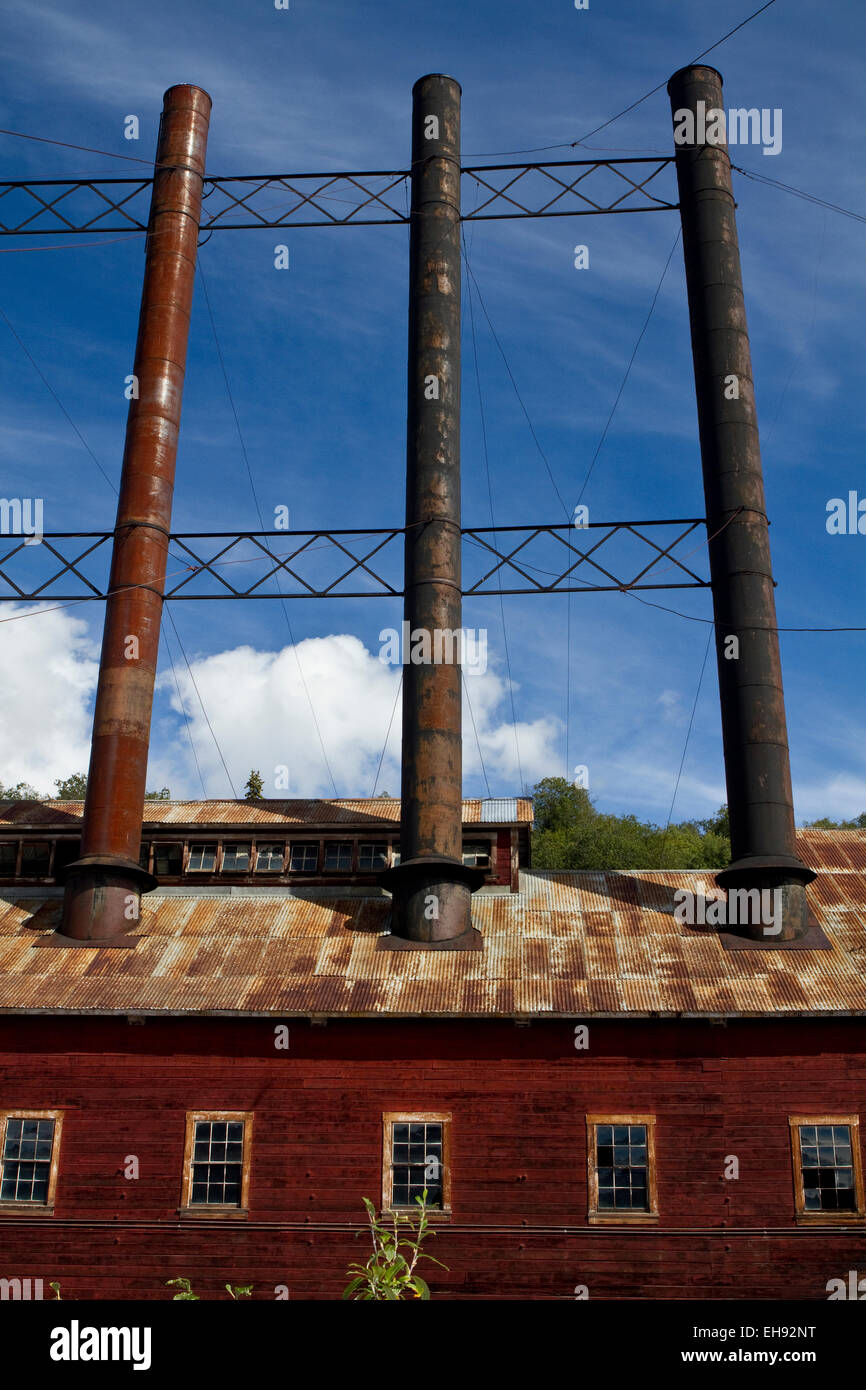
left=0, top=0, right=864, bottom=824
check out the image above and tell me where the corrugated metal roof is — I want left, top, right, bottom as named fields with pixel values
left=0, top=838, right=865, bottom=1018
left=0, top=798, right=534, bottom=827
left=478, top=798, right=522, bottom=823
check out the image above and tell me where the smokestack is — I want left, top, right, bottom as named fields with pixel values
left=60, top=85, right=212, bottom=942
left=667, top=66, right=815, bottom=940
left=379, top=74, right=483, bottom=948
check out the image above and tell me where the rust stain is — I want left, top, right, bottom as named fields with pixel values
left=0, top=848, right=863, bottom=1018
left=0, top=797, right=533, bottom=827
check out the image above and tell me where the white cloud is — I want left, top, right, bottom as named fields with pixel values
left=0, top=603, right=98, bottom=793
left=159, top=633, right=560, bottom=798
left=795, top=775, right=866, bottom=825
left=657, top=689, right=684, bottom=723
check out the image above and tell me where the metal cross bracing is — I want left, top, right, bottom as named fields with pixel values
left=0, top=519, right=709, bottom=602
left=0, top=157, right=676, bottom=235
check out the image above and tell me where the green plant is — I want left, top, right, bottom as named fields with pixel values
left=49, top=1281, right=61, bottom=1300
left=166, top=1277, right=254, bottom=1300
left=166, top=1277, right=199, bottom=1301
left=343, top=1190, right=447, bottom=1300
left=244, top=770, right=264, bottom=800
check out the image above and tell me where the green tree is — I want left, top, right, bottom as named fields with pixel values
left=54, top=773, right=88, bottom=800
left=804, top=812, right=866, bottom=829
left=244, top=770, right=264, bottom=801
left=0, top=780, right=43, bottom=800
left=530, top=780, right=731, bottom=871
left=532, top=777, right=595, bottom=834
left=144, top=787, right=171, bottom=800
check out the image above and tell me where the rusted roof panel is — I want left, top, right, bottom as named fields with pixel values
left=0, top=843, right=865, bottom=1018
left=0, top=797, right=533, bottom=828
left=796, top=830, right=866, bottom=871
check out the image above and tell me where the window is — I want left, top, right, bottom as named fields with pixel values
left=462, top=841, right=490, bottom=868
left=0, top=1112, right=62, bottom=1209
left=181, top=1112, right=252, bottom=1214
left=359, top=842, right=388, bottom=872
left=154, top=843, right=183, bottom=876
left=382, top=1113, right=451, bottom=1215
left=188, top=843, right=217, bottom=872
left=0, top=843, right=17, bottom=876
left=255, top=843, right=284, bottom=872
left=324, top=842, right=352, bottom=871
left=52, top=840, right=81, bottom=876
left=587, top=1115, right=658, bottom=1221
left=391, top=844, right=401, bottom=867
left=20, top=843, right=50, bottom=876
left=289, top=842, right=318, bottom=872
left=138, top=843, right=151, bottom=872
left=790, top=1116, right=865, bottom=1220
left=221, top=843, right=251, bottom=873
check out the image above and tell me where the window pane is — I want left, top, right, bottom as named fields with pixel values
left=154, top=843, right=183, bottom=875
left=54, top=840, right=82, bottom=874
left=0, top=843, right=17, bottom=875
left=222, top=843, right=251, bottom=872
left=324, top=842, right=352, bottom=871
left=462, top=842, right=490, bottom=868
left=188, top=844, right=217, bottom=871
left=594, top=1122, right=650, bottom=1213
left=798, top=1124, right=858, bottom=1212
left=391, top=1120, right=444, bottom=1208
left=21, top=843, right=50, bottom=875
left=289, top=843, right=318, bottom=872
left=189, top=1120, right=245, bottom=1206
left=359, top=842, right=387, bottom=871
left=255, top=844, right=284, bottom=872
left=0, top=1117, right=55, bottom=1203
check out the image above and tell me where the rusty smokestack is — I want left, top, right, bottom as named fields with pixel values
left=668, top=65, right=815, bottom=941
left=60, top=85, right=211, bottom=941
left=379, top=74, right=483, bottom=948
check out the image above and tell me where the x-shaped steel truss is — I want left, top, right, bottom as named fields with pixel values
left=462, top=157, right=676, bottom=220
left=0, top=520, right=708, bottom=601
left=462, top=520, right=707, bottom=594
left=0, top=158, right=676, bottom=235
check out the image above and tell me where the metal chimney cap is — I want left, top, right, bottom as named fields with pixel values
left=412, top=73, right=462, bottom=94
left=667, top=64, right=724, bottom=95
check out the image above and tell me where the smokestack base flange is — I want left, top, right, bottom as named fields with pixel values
left=59, top=854, right=157, bottom=943
left=378, top=856, right=485, bottom=948
left=717, top=854, right=817, bottom=886
left=715, top=858, right=816, bottom=942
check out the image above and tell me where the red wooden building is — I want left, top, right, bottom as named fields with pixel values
left=0, top=65, right=856, bottom=1306
left=1, top=807, right=865, bottom=1301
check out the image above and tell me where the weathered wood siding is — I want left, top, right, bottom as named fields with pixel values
left=1, top=1016, right=864, bottom=1300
